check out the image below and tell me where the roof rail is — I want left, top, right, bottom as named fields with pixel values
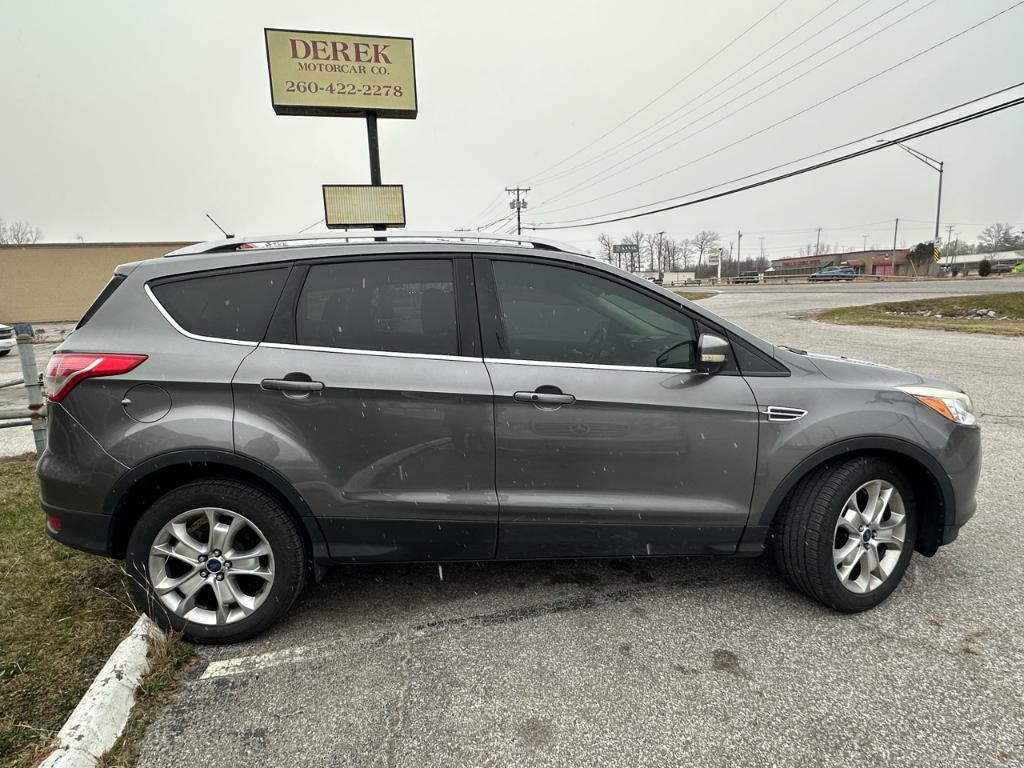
left=165, top=230, right=589, bottom=258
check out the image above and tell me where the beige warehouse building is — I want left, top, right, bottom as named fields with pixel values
left=0, top=242, right=192, bottom=323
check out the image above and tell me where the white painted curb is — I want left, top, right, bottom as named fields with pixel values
left=39, top=615, right=161, bottom=768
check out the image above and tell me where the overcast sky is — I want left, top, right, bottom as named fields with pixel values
left=1, top=0, right=1022, bottom=259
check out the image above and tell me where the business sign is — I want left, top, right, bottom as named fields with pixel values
left=323, top=184, right=406, bottom=228
left=265, top=29, right=417, bottom=118
left=612, top=243, right=639, bottom=254
left=707, top=247, right=721, bottom=266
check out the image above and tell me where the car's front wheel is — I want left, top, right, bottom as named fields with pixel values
left=126, top=479, right=306, bottom=643
left=770, top=457, right=917, bottom=612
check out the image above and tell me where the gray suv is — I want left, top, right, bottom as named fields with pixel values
left=39, top=232, right=981, bottom=643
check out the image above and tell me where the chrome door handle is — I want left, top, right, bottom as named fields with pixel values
left=513, top=390, right=575, bottom=405
left=260, top=378, right=324, bottom=393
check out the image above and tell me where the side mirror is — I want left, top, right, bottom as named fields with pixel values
left=696, top=334, right=729, bottom=375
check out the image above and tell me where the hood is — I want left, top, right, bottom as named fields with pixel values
left=801, top=350, right=957, bottom=391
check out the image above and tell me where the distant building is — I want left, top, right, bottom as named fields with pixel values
left=937, top=249, right=1023, bottom=273
left=767, top=248, right=936, bottom=278
left=0, top=241, right=193, bottom=322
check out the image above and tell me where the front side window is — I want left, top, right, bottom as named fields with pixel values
left=490, top=260, right=697, bottom=368
left=151, top=267, right=288, bottom=342
left=296, top=259, right=458, bottom=356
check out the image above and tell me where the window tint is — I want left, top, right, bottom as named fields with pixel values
left=151, top=268, right=288, bottom=342
left=491, top=260, right=697, bottom=368
left=296, top=259, right=458, bottom=356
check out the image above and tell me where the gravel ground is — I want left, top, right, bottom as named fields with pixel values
left=133, top=279, right=1024, bottom=768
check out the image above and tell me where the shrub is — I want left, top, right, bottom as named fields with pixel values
left=978, top=259, right=992, bottom=277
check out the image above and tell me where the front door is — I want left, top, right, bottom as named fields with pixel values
left=233, top=256, right=497, bottom=562
left=476, top=257, right=759, bottom=559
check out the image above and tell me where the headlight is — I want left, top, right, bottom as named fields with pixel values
left=898, top=385, right=976, bottom=426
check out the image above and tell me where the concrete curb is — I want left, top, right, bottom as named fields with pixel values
left=39, top=615, right=161, bottom=768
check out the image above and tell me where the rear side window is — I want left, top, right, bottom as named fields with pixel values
left=296, top=259, right=458, bottom=356
left=151, top=268, right=288, bottom=342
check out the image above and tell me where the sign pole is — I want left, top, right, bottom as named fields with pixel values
left=366, top=111, right=386, bottom=239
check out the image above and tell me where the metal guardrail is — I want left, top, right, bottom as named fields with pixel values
left=0, top=328, right=47, bottom=453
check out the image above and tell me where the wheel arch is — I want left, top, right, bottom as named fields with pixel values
left=104, top=449, right=330, bottom=563
left=740, top=436, right=953, bottom=557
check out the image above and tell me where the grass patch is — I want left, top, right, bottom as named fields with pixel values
left=0, top=455, right=192, bottom=768
left=815, top=292, right=1024, bottom=336
left=675, top=290, right=715, bottom=301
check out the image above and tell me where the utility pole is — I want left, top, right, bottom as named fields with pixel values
left=759, top=236, right=765, bottom=265
left=736, top=230, right=742, bottom=276
left=814, top=227, right=822, bottom=256
left=892, top=218, right=899, bottom=252
left=505, top=187, right=530, bottom=235
left=862, top=234, right=868, bottom=251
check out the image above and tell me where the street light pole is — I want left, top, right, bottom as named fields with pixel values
left=887, top=141, right=943, bottom=243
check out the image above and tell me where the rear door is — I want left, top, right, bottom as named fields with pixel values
left=232, top=255, right=497, bottom=562
left=476, top=256, right=759, bottom=559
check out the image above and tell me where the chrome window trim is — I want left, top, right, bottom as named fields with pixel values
left=144, top=284, right=258, bottom=348
left=484, top=357, right=694, bottom=375
left=260, top=341, right=481, bottom=363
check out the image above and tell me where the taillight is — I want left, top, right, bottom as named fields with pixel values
left=43, top=353, right=148, bottom=402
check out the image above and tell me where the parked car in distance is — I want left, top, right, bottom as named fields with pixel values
left=645, top=276, right=663, bottom=285
left=38, top=231, right=980, bottom=642
left=0, top=324, right=15, bottom=356
left=808, top=266, right=857, bottom=281
left=990, top=262, right=1014, bottom=274
left=733, top=271, right=760, bottom=284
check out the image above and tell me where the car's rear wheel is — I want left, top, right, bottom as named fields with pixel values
left=126, top=479, right=306, bottom=643
left=770, top=457, right=917, bottom=612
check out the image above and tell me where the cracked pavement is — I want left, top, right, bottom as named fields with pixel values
left=138, top=279, right=1024, bottom=767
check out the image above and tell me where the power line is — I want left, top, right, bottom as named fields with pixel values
left=530, top=0, right=1023, bottom=220
left=297, top=216, right=325, bottom=234
left=531, top=0, right=928, bottom=213
left=523, top=0, right=789, bottom=184
left=463, top=190, right=508, bottom=228
left=529, top=0, right=860, bottom=188
left=529, top=80, right=1024, bottom=226
left=525, top=92, right=1024, bottom=231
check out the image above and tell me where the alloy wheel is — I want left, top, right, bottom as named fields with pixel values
left=147, top=507, right=275, bottom=625
left=832, top=479, right=907, bottom=594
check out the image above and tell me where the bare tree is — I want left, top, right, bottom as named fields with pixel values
left=675, top=237, right=691, bottom=270
left=978, top=222, right=1020, bottom=253
left=596, top=233, right=616, bottom=265
left=691, top=230, right=720, bottom=270
left=0, top=218, right=42, bottom=244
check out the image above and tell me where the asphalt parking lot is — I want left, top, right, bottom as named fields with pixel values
left=126, top=278, right=1024, bottom=767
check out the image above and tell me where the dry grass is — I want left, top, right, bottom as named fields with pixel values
left=815, top=292, right=1024, bottom=336
left=97, top=632, right=195, bottom=768
left=0, top=455, right=193, bottom=768
left=675, top=290, right=715, bottom=301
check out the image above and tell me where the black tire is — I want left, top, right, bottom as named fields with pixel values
left=126, top=478, right=306, bottom=643
left=769, top=456, right=917, bottom=612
